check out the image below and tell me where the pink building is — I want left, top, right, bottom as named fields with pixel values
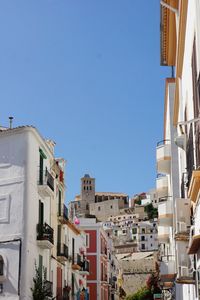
left=78, top=218, right=110, bottom=300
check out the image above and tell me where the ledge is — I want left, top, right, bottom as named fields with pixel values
left=176, top=277, right=195, bottom=285
left=175, top=232, right=189, bottom=242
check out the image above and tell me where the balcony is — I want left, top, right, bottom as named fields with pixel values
left=176, top=252, right=195, bottom=284
left=38, top=169, right=54, bottom=197
left=37, top=223, right=54, bottom=249
left=72, top=254, right=82, bottom=271
left=44, top=280, right=53, bottom=298
left=156, top=174, right=168, bottom=199
left=158, top=197, right=173, bottom=226
left=57, top=243, right=68, bottom=262
left=58, top=203, right=68, bottom=224
left=160, top=255, right=176, bottom=282
left=79, top=260, right=90, bottom=275
left=174, top=198, right=191, bottom=241
left=158, top=226, right=170, bottom=243
left=156, top=140, right=171, bottom=174
left=176, top=242, right=194, bottom=284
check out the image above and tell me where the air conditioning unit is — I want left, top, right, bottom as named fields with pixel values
left=174, top=133, right=187, bottom=150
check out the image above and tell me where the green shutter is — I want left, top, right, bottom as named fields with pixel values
left=39, top=148, right=47, bottom=159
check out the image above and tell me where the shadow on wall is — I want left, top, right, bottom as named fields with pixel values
left=0, top=241, right=20, bottom=296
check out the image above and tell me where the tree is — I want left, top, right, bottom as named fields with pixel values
left=125, top=287, right=152, bottom=300
left=144, top=203, right=158, bottom=219
left=31, top=264, right=52, bottom=300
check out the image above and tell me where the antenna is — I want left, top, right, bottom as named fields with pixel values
left=9, top=116, right=13, bottom=129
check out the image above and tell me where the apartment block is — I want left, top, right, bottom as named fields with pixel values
left=157, top=0, right=200, bottom=299
left=77, top=218, right=120, bottom=300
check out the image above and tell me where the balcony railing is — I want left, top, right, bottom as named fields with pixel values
left=77, top=254, right=82, bottom=267
left=79, top=259, right=90, bottom=275
left=156, top=174, right=168, bottom=199
left=58, top=203, right=68, bottom=221
left=37, top=223, right=54, bottom=245
left=158, top=197, right=173, bottom=226
left=57, top=243, right=68, bottom=259
left=160, top=255, right=176, bottom=281
left=38, top=169, right=54, bottom=192
left=82, top=260, right=89, bottom=272
left=156, top=140, right=171, bottom=174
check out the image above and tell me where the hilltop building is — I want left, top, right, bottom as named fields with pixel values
left=69, top=174, right=129, bottom=221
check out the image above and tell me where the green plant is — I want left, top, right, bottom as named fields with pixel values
left=125, top=286, right=152, bottom=300
left=144, top=203, right=158, bottom=219
left=31, top=264, right=52, bottom=300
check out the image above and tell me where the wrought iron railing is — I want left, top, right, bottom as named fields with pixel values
left=58, top=203, right=68, bottom=220
left=38, top=169, right=54, bottom=191
left=57, top=243, right=68, bottom=259
left=37, top=223, right=54, bottom=244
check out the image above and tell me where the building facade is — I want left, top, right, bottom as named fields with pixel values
left=0, top=126, right=89, bottom=300
left=157, top=0, right=200, bottom=299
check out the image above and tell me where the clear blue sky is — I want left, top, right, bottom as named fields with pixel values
left=0, top=1, right=170, bottom=202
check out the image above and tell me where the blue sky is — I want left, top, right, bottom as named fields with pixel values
left=0, top=1, right=170, bottom=202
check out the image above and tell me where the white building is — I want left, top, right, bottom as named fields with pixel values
left=0, top=126, right=57, bottom=299
left=0, top=125, right=88, bottom=300
left=157, top=0, right=200, bottom=299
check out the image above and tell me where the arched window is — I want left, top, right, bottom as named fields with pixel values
left=0, top=256, right=4, bottom=276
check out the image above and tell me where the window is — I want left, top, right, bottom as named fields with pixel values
left=110, top=205, right=113, bottom=209
left=90, top=186, right=92, bottom=190
left=98, top=207, right=101, bottom=211
left=141, top=236, right=145, bottom=241
left=132, top=228, right=137, bottom=234
left=0, top=256, right=3, bottom=276
left=141, top=244, right=145, bottom=250
left=142, top=228, right=145, bottom=233
left=151, top=244, right=153, bottom=247
left=0, top=284, right=3, bottom=294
